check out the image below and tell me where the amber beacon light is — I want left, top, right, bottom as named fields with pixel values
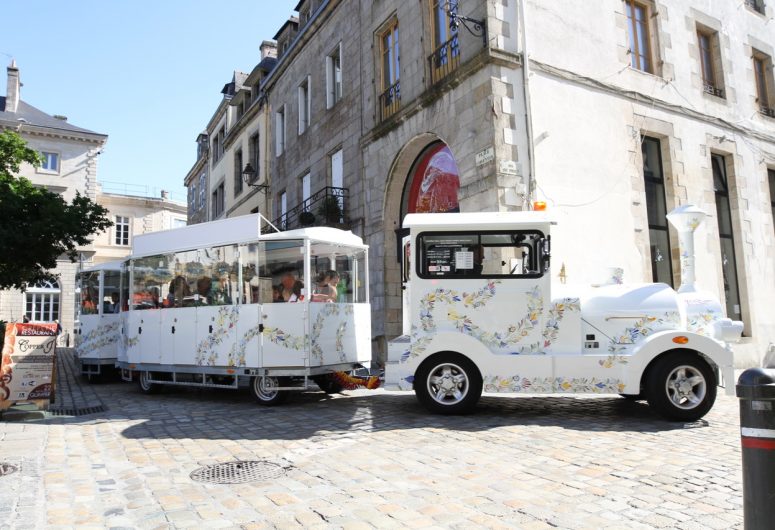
left=533, top=201, right=547, bottom=211
left=672, top=336, right=690, bottom=344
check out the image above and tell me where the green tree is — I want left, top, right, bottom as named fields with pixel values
left=0, top=130, right=112, bottom=289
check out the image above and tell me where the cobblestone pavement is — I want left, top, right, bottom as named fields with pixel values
left=0, top=359, right=743, bottom=529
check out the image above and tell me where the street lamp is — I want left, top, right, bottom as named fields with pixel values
left=242, top=162, right=269, bottom=193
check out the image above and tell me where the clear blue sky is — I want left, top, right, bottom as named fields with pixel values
left=1, top=0, right=297, bottom=202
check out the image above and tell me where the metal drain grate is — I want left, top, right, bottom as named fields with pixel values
left=190, top=460, right=286, bottom=484
left=49, top=405, right=106, bottom=417
left=0, top=463, right=19, bottom=477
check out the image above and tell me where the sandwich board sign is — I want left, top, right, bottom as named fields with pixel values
left=0, top=323, right=58, bottom=410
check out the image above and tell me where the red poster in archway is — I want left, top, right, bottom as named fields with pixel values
left=407, top=143, right=460, bottom=213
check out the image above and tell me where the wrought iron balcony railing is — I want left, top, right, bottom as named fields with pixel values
left=428, top=35, right=461, bottom=86
left=379, top=81, right=401, bottom=121
left=270, top=186, right=349, bottom=232
left=703, top=84, right=724, bottom=98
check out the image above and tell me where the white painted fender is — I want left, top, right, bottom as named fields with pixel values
left=626, top=330, right=735, bottom=395
left=396, top=332, right=493, bottom=390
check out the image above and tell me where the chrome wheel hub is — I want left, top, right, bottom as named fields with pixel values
left=427, top=363, right=469, bottom=405
left=665, top=365, right=706, bottom=410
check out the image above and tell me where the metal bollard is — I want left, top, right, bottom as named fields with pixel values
left=736, top=368, right=775, bottom=530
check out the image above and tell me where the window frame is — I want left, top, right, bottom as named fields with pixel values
left=275, top=106, right=286, bottom=156
left=378, top=18, right=401, bottom=121
left=114, top=215, right=131, bottom=246
left=38, top=151, right=60, bottom=174
left=234, top=148, right=243, bottom=197
left=641, top=136, right=674, bottom=287
left=625, top=0, right=656, bottom=74
left=298, top=75, right=311, bottom=135
left=326, top=43, right=343, bottom=109
left=697, top=26, right=724, bottom=98
left=211, top=181, right=225, bottom=219
left=415, top=230, right=549, bottom=280
left=25, top=279, right=60, bottom=323
left=753, top=50, right=774, bottom=116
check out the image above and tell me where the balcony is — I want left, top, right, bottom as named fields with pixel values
left=760, top=105, right=775, bottom=119
left=379, top=81, right=401, bottom=122
left=703, top=84, right=724, bottom=99
left=270, top=186, right=349, bottom=231
left=428, top=35, right=460, bottom=86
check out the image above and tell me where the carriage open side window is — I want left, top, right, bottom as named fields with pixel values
left=417, top=230, right=549, bottom=279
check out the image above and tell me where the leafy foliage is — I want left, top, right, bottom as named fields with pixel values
left=0, top=130, right=112, bottom=289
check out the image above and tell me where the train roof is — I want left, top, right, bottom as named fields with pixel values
left=403, top=211, right=554, bottom=231
left=131, top=214, right=366, bottom=258
left=80, top=260, right=124, bottom=272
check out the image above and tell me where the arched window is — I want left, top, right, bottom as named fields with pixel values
left=25, top=279, right=61, bottom=322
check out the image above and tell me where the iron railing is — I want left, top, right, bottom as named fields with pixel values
left=428, top=35, right=461, bottom=86
left=270, top=186, right=349, bottom=232
left=379, top=81, right=401, bottom=121
left=703, top=84, right=724, bottom=98
left=760, top=105, right=775, bottom=119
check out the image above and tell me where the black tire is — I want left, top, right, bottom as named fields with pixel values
left=312, top=374, right=344, bottom=394
left=414, top=353, right=482, bottom=414
left=250, top=376, right=287, bottom=406
left=646, top=352, right=717, bottom=421
left=137, top=371, right=161, bottom=394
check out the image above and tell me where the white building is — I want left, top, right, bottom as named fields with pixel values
left=0, top=61, right=107, bottom=340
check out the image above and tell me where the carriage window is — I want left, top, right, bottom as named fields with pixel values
left=241, top=240, right=304, bottom=304
left=78, top=272, right=100, bottom=315
left=310, top=243, right=368, bottom=303
left=103, top=270, right=121, bottom=314
left=417, top=231, right=548, bottom=279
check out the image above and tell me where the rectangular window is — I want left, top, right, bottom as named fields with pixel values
left=188, top=184, right=195, bottom=211
left=326, top=43, right=342, bottom=108
left=753, top=51, right=775, bottom=118
left=298, top=75, right=311, bottom=134
left=115, top=215, right=130, bottom=246
left=234, top=149, right=243, bottom=197
left=249, top=133, right=260, bottom=176
left=625, top=0, right=655, bottom=74
left=379, top=19, right=401, bottom=121
left=417, top=231, right=549, bottom=279
left=275, top=106, right=286, bottom=156
left=279, top=191, right=288, bottom=229
left=768, top=168, right=775, bottom=236
left=301, top=172, right=311, bottom=211
left=40, top=151, right=59, bottom=172
left=745, top=0, right=766, bottom=15
left=641, top=137, right=673, bottom=287
left=697, top=27, right=724, bottom=98
left=199, top=173, right=206, bottom=209
left=711, top=154, right=742, bottom=320
left=211, top=135, right=220, bottom=165
left=212, top=182, right=225, bottom=219
left=429, top=0, right=459, bottom=84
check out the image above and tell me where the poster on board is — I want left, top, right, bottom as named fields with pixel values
left=0, top=322, right=57, bottom=409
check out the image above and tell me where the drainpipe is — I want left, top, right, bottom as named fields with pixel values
left=517, top=0, right=536, bottom=210
left=666, top=204, right=707, bottom=293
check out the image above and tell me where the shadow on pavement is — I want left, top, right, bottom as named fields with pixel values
left=40, top=377, right=715, bottom=441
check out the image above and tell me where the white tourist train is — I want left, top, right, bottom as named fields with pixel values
left=115, top=214, right=372, bottom=403
left=76, top=205, right=743, bottom=421
left=384, top=205, right=744, bottom=421
left=74, top=260, right=123, bottom=379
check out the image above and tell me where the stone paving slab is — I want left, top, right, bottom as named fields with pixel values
left=0, top=377, right=743, bottom=529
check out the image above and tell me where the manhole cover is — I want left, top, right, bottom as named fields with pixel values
left=0, top=463, right=19, bottom=477
left=190, top=461, right=286, bottom=484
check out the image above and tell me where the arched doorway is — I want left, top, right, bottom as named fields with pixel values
left=401, top=142, right=461, bottom=217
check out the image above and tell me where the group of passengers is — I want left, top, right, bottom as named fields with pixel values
left=273, top=270, right=340, bottom=303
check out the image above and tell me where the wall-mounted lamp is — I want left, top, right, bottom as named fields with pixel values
left=242, top=163, right=269, bottom=193
left=446, top=0, right=487, bottom=47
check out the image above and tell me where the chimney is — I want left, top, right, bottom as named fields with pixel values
left=666, top=204, right=707, bottom=293
left=260, top=40, right=277, bottom=59
left=6, top=60, right=20, bottom=113
left=161, top=190, right=170, bottom=200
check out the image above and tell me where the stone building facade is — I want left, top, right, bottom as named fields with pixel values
left=188, top=0, right=775, bottom=366
left=0, top=61, right=107, bottom=342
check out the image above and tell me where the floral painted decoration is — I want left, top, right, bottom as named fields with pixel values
left=518, top=297, right=580, bottom=354
left=195, top=306, right=240, bottom=366
left=483, top=374, right=625, bottom=394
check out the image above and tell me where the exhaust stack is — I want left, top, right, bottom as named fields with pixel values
left=666, top=205, right=707, bottom=294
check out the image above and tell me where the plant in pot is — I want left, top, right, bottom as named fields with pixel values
left=317, top=196, right=343, bottom=225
